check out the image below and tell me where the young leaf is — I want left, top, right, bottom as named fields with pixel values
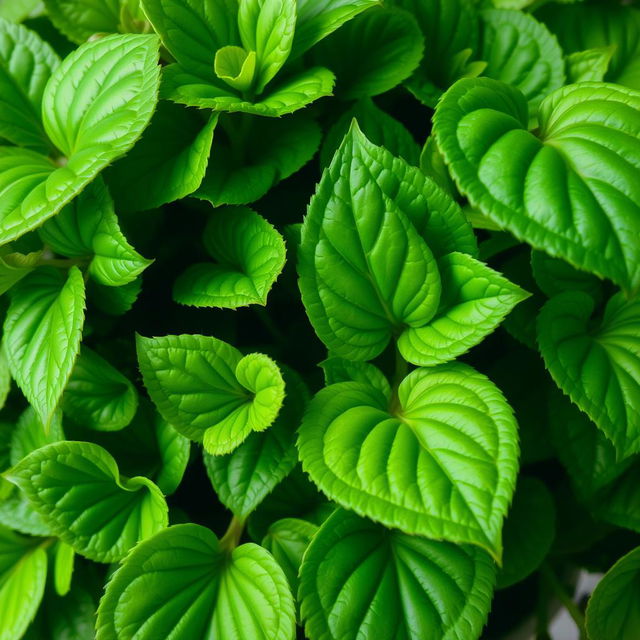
left=5, top=440, right=168, bottom=562
left=0, top=34, right=161, bottom=244
left=398, top=252, right=529, bottom=366
left=237, top=0, right=296, bottom=94
left=567, top=47, right=615, bottom=84
left=174, top=206, right=286, bottom=308
left=496, top=477, right=555, bottom=589
left=480, top=9, right=565, bottom=118
left=43, top=0, right=121, bottom=43
left=299, top=123, right=442, bottom=361
left=62, top=346, right=138, bottom=432
left=585, top=546, right=640, bottom=640
left=298, top=363, right=519, bottom=560
left=319, top=357, right=391, bottom=399
left=434, top=79, right=640, bottom=294
left=137, top=334, right=285, bottom=455
left=0, top=248, right=41, bottom=296
left=262, top=517, right=317, bottom=594
left=0, top=525, right=48, bottom=640
left=96, top=524, right=296, bottom=640
left=105, top=103, right=218, bottom=213
left=537, top=292, right=640, bottom=459
left=3, top=266, right=85, bottom=428
left=214, top=45, right=257, bottom=92
left=299, top=509, right=497, bottom=640
left=53, top=541, right=74, bottom=597
left=196, top=111, right=321, bottom=206
left=0, top=18, right=59, bottom=151
left=204, top=368, right=307, bottom=518
left=291, top=0, right=378, bottom=58
left=41, top=179, right=152, bottom=287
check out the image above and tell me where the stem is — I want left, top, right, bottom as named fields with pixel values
left=219, top=515, right=246, bottom=553
left=540, top=564, right=587, bottom=639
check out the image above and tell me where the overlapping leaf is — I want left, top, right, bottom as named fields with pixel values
left=43, top=0, right=121, bottom=43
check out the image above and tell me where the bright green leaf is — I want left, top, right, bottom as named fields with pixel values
left=53, top=541, right=74, bottom=597
left=398, top=252, right=529, bottom=366
left=137, top=333, right=285, bottom=455
left=214, top=45, right=257, bottom=92
left=298, top=363, right=519, bottom=560
left=0, top=0, right=41, bottom=22
left=299, top=509, right=497, bottom=640
left=3, top=266, right=85, bottom=428
left=319, top=357, right=391, bottom=399
left=567, top=47, right=616, bottom=83
left=0, top=248, right=41, bottom=296
left=96, top=523, right=296, bottom=640
left=6, top=440, right=168, bottom=562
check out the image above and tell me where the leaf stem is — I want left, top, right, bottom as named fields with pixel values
left=540, top=563, right=587, bottom=639
left=220, top=515, right=246, bottom=553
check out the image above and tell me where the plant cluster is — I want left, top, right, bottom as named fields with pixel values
left=0, top=0, right=639, bottom=638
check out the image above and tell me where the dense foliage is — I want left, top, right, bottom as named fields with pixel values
left=0, top=0, right=638, bottom=638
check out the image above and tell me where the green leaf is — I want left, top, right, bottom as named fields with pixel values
left=6, top=440, right=168, bottom=562
left=298, top=362, right=519, bottom=560
left=319, top=357, right=391, bottom=399
left=96, top=523, right=296, bottom=640
left=420, top=136, right=456, bottom=196
left=174, top=206, right=286, bottom=308
left=62, top=346, right=138, bottom=432
left=196, top=111, right=321, bottom=205
left=3, top=266, right=85, bottom=428
left=0, top=248, right=41, bottom=296
left=0, top=488, right=53, bottom=536
left=0, top=525, right=47, bottom=640
left=319, top=98, right=420, bottom=168
left=299, top=124, right=443, bottom=361
left=586, top=546, right=640, bottom=640
left=238, top=0, right=296, bottom=93
left=530, top=250, right=603, bottom=301
left=10, top=406, right=64, bottom=466
left=496, top=477, right=555, bottom=589
left=398, top=252, right=529, bottom=366
left=540, top=4, right=640, bottom=90
left=299, top=509, right=497, bottom=640
left=0, top=34, right=161, bottom=244
left=480, top=9, right=565, bottom=119
left=105, top=102, right=218, bottom=213
left=567, top=47, right=616, bottom=84
left=204, top=368, right=307, bottom=518
left=214, top=45, right=257, bottom=92
left=434, top=78, right=640, bottom=294
left=0, top=351, right=9, bottom=412
left=292, top=0, right=378, bottom=58
left=0, top=0, right=41, bottom=22
left=262, top=517, right=317, bottom=594
left=591, top=464, right=640, bottom=534
left=0, top=18, right=59, bottom=151
left=312, top=6, right=423, bottom=99
left=537, top=292, right=640, bottom=459
left=88, top=277, right=142, bottom=316
left=137, top=334, right=285, bottom=455
left=53, top=541, right=74, bottom=597
left=43, top=0, right=121, bottom=43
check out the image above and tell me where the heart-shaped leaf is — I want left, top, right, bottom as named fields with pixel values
left=6, top=440, right=168, bottom=562
left=174, top=206, right=286, bottom=308
left=96, top=524, right=296, bottom=640
left=537, top=291, right=640, bottom=459
left=137, top=334, right=285, bottom=455
left=299, top=509, right=497, bottom=640
left=434, top=78, right=640, bottom=294
left=298, top=362, right=519, bottom=559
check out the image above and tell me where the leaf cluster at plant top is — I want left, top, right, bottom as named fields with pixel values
left=0, top=0, right=639, bottom=638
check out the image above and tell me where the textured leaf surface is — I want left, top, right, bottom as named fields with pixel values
left=299, top=509, right=496, bottom=640
left=567, top=47, right=615, bottom=84
left=538, top=292, right=640, bottom=459
left=96, top=523, right=296, bottom=640
left=298, top=363, right=519, bottom=559
left=6, top=440, right=168, bottom=562
left=434, top=79, right=640, bottom=293
left=62, top=346, right=138, bottom=432
left=204, top=368, right=307, bottom=518
left=496, top=477, right=555, bottom=589
left=137, top=334, right=285, bottom=455
left=398, top=252, right=529, bottom=366
left=43, top=0, right=121, bottom=43
left=586, top=546, right=640, bottom=640
left=105, top=103, right=218, bottom=213
left=0, top=18, right=59, bottom=150
left=312, top=6, right=423, bottom=99
left=480, top=9, right=564, bottom=117
left=174, top=206, right=286, bottom=308
left=320, top=357, right=391, bottom=399
left=0, top=526, right=47, bottom=640
left=299, top=124, right=443, bottom=361
left=3, top=266, right=85, bottom=427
